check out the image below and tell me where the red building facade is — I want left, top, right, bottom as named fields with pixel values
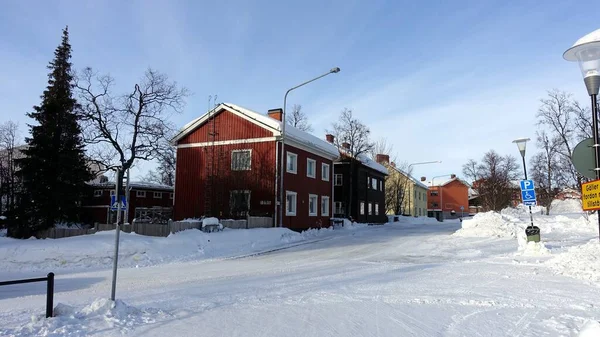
left=172, top=103, right=339, bottom=231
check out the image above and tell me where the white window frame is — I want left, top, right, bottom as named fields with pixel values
left=375, top=203, right=379, bottom=215
left=368, top=202, right=373, bottom=215
left=321, top=163, right=330, bottom=181
left=308, top=194, right=318, bottom=216
left=154, top=192, right=162, bottom=199
left=360, top=201, right=365, bottom=215
left=169, top=193, right=174, bottom=200
left=286, top=152, right=298, bottom=174
left=334, top=174, right=343, bottom=186
left=286, top=191, right=297, bottom=216
left=231, top=149, right=252, bottom=171
left=136, top=190, right=146, bottom=198
left=371, top=178, right=377, bottom=190
left=334, top=201, right=344, bottom=215
left=321, top=196, right=330, bottom=216
left=307, top=158, right=316, bottom=178
left=94, top=190, right=103, bottom=197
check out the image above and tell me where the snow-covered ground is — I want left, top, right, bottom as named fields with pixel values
left=2, top=201, right=600, bottom=336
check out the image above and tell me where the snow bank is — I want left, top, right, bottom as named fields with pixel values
left=202, top=217, right=219, bottom=226
left=578, top=320, right=600, bottom=337
left=551, top=199, right=583, bottom=214
left=453, top=212, right=522, bottom=238
left=0, top=227, right=337, bottom=272
left=500, top=204, right=545, bottom=217
left=547, top=240, right=600, bottom=283
left=2, top=298, right=170, bottom=337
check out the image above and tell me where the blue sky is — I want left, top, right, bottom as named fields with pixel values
left=0, top=0, right=598, bottom=182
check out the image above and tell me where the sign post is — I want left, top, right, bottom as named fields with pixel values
left=111, top=168, right=121, bottom=301
left=519, top=179, right=539, bottom=242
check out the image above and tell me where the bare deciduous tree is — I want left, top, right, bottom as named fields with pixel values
left=286, top=104, right=313, bottom=132
left=385, top=162, right=413, bottom=215
left=463, top=150, right=519, bottom=212
left=76, top=67, right=188, bottom=212
left=0, top=121, right=22, bottom=217
left=536, top=89, right=582, bottom=189
left=370, top=137, right=396, bottom=163
left=530, top=131, right=563, bottom=214
left=328, top=108, right=374, bottom=217
left=144, top=141, right=176, bottom=186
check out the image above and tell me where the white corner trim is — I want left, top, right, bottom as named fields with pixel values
left=177, top=137, right=276, bottom=148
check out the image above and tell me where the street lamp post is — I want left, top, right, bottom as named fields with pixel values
left=513, top=138, right=539, bottom=242
left=407, top=161, right=441, bottom=216
left=564, top=29, right=600, bottom=241
left=278, top=67, right=341, bottom=228
left=431, top=174, right=454, bottom=221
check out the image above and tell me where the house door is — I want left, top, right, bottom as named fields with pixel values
left=230, top=190, right=251, bottom=219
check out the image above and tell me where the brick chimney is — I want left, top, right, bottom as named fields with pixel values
left=341, top=142, right=350, bottom=150
left=391, top=162, right=396, bottom=167
left=421, top=176, right=426, bottom=181
left=325, top=134, right=334, bottom=143
left=375, top=154, right=389, bottom=164
left=268, top=108, right=283, bottom=121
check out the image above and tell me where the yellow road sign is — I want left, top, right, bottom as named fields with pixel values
left=582, top=179, right=600, bottom=211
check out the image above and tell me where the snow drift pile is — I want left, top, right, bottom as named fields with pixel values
left=453, top=212, right=522, bottom=238
left=547, top=239, right=600, bottom=283
left=1, top=298, right=171, bottom=337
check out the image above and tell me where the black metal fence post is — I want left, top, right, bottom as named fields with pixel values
left=46, top=272, right=54, bottom=318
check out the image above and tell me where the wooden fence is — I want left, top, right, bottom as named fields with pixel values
left=36, top=227, right=97, bottom=239
left=33, top=216, right=273, bottom=239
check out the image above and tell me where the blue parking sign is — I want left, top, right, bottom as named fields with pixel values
left=520, top=179, right=536, bottom=206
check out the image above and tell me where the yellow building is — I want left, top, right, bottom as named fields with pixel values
left=375, top=155, right=429, bottom=216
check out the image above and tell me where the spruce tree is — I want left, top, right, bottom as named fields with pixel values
left=17, top=27, right=92, bottom=235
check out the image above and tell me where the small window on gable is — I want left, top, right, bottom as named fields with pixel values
left=232, top=150, right=252, bottom=171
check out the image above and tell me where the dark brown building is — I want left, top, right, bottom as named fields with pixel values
left=171, top=103, right=339, bottom=231
left=329, top=138, right=388, bottom=224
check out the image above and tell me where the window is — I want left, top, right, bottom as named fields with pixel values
left=170, top=193, right=174, bottom=200
left=136, top=190, right=146, bottom=198
left=286, top=191, right=297, bottom=215
left=375, top=203, right=379, bottom=215
left=322, top=163, right=330, bottom=181
left=432, top=202, right=439, bottom=208
left=286, top=152, right=298, bottom=174
left=94, top=190, right=103, bottom=197
left=334, top=202, right=345, bottom=215
left=360, top=201, right=365, bottom=215
left=368, top=203, right=373, bottom=215
left=334, top=174, right=343, bottom=186
left=307, top=158, right=316, bottom=178
left=367, top=175, right=370, bottom=188
left=308, top=194, right=318, bottom=216
left=231, top=150, right=251, bottom=171
left=418, top=192, right=421, bottom=201
left=230, top=190, right=251, bottom=217
left=321, top=196, right=330, bottom=216
left=371, top=178, right=377, bottom=190
left=379, top=180, right=383, bottom=191
left=430, top=190, right=438, bottom=196
left=154, top=192, right=162, bottom=199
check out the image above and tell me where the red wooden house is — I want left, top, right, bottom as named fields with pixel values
left=171, top=103, right=339, bottom=231
left=82, top=181, right=173, bottom=224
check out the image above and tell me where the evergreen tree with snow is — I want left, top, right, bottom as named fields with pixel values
left=16, top=27, right=92, bottom=235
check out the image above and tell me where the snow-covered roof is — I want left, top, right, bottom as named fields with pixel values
left=172, top=103, right=339, bottom=159
left=87, top=181, right=173, bottom=191
left=428, top=177, right=470, bottom=187
left=388, top=165, right=426, bottom=188
left=337, top=149, right=388, bottom=175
